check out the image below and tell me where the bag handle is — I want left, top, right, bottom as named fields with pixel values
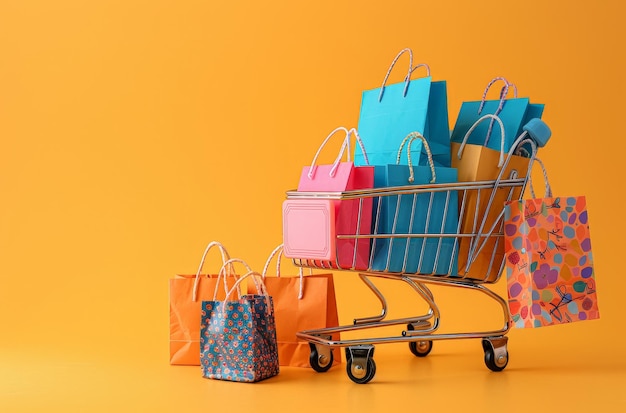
left=192, top=241, right=234, bottom=302
left=456, top=114, right=507, bottom=167
left=396, top=132, right=436, bottom=184
left=378, top=48, right=414, bottom=101
left=262, top=243, right=308, bottom=299
left=220, top=270, right=272, bottom=315
left=477, top=77, right=518, bottom=145
left=405, top=63, right=431, bottom=81
left=211, top=258, right=253, bottom=301
left=477, top=76, right=518, bottom=114
left=306, top=127, right=370, bottom=180
left=514, top=142, right=552, bottom=198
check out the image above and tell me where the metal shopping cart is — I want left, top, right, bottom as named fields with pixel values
left=282, top=120, right=549, bottom=383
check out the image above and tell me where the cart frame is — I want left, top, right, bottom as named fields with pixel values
left=285, top=133, right=539, bottom=383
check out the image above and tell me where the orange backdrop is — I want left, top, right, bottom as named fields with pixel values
left=1, top=0, right=624, bottom=411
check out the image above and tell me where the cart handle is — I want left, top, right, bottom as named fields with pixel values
left=396, top=132, right=436, bottom=184
left=478, top=76, right=518, bottom=145
left=456, top=114, right=507, bottom=167
left=262, top=243, right=308, bottom=300
left=191, top=241, right=235, bottom=302
left=306, top=126, right=369, bottom=180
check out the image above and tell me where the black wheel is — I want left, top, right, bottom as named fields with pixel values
left=406, top=323, right=433, bottom=357
left=346, top=357, right=376, bottom=384
left=482, top=339, right=508, bottom=372
left=309, top=344, right=334, bottom=373
left=409, top=340, right=433, bottom=357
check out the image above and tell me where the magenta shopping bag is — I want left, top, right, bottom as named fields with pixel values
left=283, top=126, right=374, bottom=270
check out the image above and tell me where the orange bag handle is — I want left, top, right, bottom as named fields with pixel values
left=262, top=244, right=310, bottom=299
left=192, top=241, right=234, bottom=302
left=456, top=114, right=507, bottom=167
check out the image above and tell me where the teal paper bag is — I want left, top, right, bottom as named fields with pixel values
left=370, top=133, right=459, bottom=275
left=450, top=77, right=544, bottom=152
left=354, top=49, right=451, bottom=168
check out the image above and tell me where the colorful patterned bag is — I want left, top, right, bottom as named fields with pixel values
left=503, top=164, right=600, bottom=328
left=200, top=266, right=279, bottom=382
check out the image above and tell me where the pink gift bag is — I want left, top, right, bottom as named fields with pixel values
left=283, top=127, right=374, bottom=270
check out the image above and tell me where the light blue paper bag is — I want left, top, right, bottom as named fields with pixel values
left=355, top=48, right=451, bottom=168
left=370, top=133, right=459, bottom=275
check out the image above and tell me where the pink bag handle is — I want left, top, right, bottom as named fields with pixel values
left=396, top=132, right=436, bottom=184
left=456, top=114, right=507, bottom=167
left=192, top=241, right=234, bottom=302
left=220, top=271, right=272, bottom=315
left=306, top=127, right=370, bottom=180
left=378, top=48, right=414, bottom=101
left=477, top=77, right=518, bottom=145
left=262, top=243, right=307, bottom=299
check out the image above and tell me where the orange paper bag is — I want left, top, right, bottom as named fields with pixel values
left=451, top=114, right=531, bottom=281
left=259, top=244, right=341, bottom=368
left=169, top=241, right=237, bottom=365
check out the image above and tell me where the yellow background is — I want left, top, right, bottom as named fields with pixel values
left=1, top=0, right=624, bottom=411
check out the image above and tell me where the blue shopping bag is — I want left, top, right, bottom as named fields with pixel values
left=354, top=48, right=451, bottom=168
left=450, top=77, right=545, bottom=153
left=370, top=133, right=459, bottom=275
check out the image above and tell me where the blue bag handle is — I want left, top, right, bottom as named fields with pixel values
left=378, top=48, right=431, bottom=101
left=395, top=132, right=436, bottom=184
left=478, top=76, right=518, bottom=145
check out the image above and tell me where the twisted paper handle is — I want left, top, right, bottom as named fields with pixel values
left=396, top=132, right=436, bottom=184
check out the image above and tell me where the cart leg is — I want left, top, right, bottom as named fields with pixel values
left=345, top=345, right=376, bottom=384
left=482, top=336, right=509, bottom=372
left=308, top=335, right=334, bottom=373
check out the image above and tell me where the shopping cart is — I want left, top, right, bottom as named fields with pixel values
left=283, top=120, right=549, bottom=383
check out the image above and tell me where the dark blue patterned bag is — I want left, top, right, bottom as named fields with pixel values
left=200, top=271, right=279, bottom=382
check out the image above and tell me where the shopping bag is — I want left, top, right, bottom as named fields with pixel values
left=450, top=77, right=545, bottom=153
left=169, top=241, right=237, bottom=365
left=371, top=132, right=459, bottom=274
left=201, top=267, right=279, bottom=382
left=355, top=48, right=451, bottom=167
left=503, top=168, right=600, bottom=328
left=283, top=126, right=374, bottom=270
left=452, top=114, right=532, bottom=281
left=257, top=244, right=341, bottom=368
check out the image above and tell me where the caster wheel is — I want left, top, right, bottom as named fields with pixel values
left=406, top=323, right=433, bottom=357
left=409, top=340, right=433, bottom=357
left=482, top=338, right=509, bottom=372
left=309, top=343, right=334, bottom=373
left=346, top=357, right=376, bottom=384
